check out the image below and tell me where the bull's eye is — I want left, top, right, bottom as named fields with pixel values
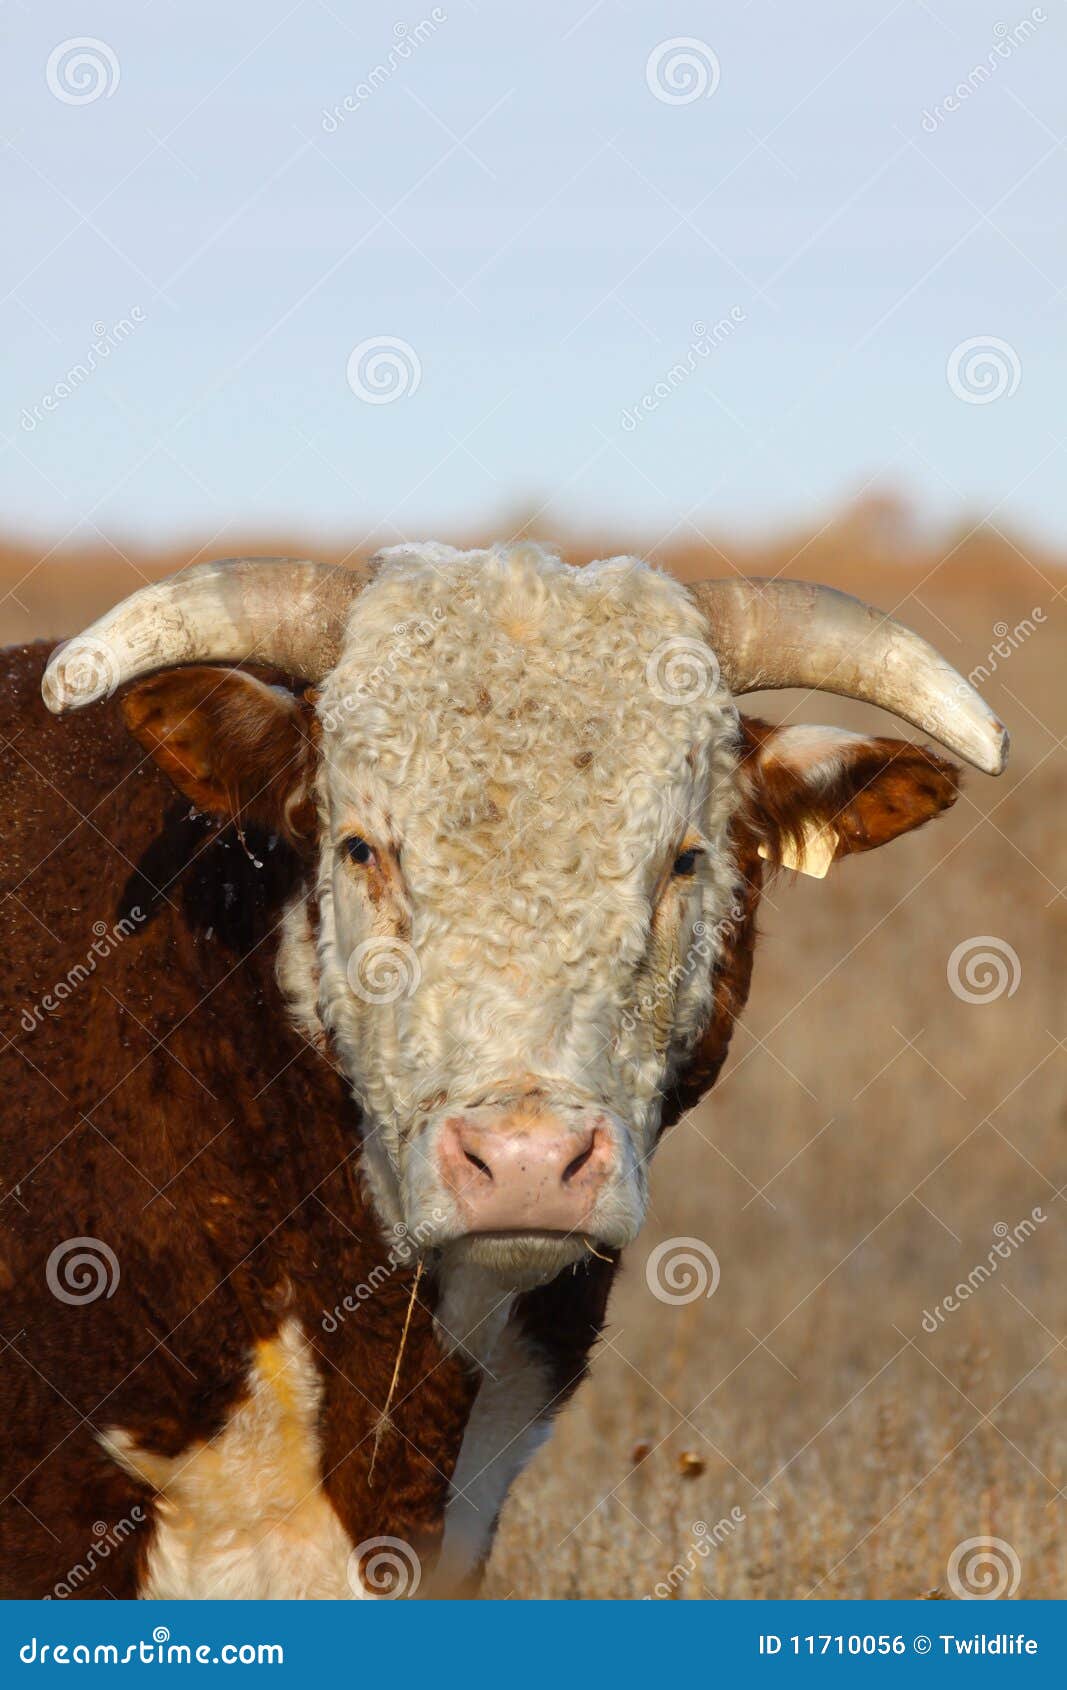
left=343, top=836, right=373, bottom=866
left=673, top=848, right=702, bottom=877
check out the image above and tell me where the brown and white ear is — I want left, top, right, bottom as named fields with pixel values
left=121, top=667, right=319, bottom=847
left=739, top=719, right=961, bottom=879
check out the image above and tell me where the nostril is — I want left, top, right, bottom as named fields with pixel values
left=562, top=1135, right=597, bottom=1184
left=462, top=1148, right=493, bottom=1181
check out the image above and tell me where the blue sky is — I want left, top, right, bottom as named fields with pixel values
left=3, top=0, right=1065, bottom=552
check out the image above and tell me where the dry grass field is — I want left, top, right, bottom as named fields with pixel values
left=2, top=506, right=1063, bottom=1600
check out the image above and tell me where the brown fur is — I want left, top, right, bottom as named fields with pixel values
left=120, top=668, right=319, bottom=846
left=738, top=716, right=960, bottom=867
left=0, top=646, right=474, bottom=1597
left=0, top=652, right=961, bottom=1597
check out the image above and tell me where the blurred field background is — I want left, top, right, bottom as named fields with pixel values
left=2, top=502, right=1063, bottom=1598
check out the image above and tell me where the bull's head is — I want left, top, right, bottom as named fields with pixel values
left=43, top=545, right=1007, bottom=1295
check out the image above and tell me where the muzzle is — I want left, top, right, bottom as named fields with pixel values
left=435, top=1091, right=619, bottom=1238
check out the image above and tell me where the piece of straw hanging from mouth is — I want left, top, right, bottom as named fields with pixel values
left=368, top=1259, right=424, bottom=1484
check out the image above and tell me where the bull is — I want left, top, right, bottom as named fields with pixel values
left=0, top=542, right=1006, bottom=1597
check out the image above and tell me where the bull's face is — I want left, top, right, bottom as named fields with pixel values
left=45, top=542, right=1007, bottom=1296
left=309, top=547, right=741, bottom=1286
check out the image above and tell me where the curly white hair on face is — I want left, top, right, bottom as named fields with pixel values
left=278, top=542, right=742, bottom=1264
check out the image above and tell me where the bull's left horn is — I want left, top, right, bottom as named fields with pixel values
left=690, top=577, right=1009, bottom=776
left=41, top=557, right=367, bottom=713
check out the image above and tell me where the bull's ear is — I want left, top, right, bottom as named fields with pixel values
left=739, top=718, right=961, bottom=879
left=121, top=667, right=318, bottom=846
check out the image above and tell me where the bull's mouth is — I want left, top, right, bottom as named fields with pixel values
left=442, top=1227, right=595, bottom=1287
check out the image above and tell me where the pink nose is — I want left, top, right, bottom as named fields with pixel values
left=437, top=1106, right=615, bottom=1234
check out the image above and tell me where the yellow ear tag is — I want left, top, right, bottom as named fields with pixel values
left=758, top=821, right=838, bottom=879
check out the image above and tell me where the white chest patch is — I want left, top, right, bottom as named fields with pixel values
left=438, top=1318, right=554, bottom=1590
left=102, top=1321, right=358, bottom=1599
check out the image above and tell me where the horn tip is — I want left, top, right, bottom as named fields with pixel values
left=42, top=640, right=117, bottom=714
left=962, top=716, right=1010, bottom=776
left=987, top=720, right=1010, bottom=776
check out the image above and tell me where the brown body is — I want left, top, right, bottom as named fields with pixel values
left=0, top=645, right=475, bottom=1595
